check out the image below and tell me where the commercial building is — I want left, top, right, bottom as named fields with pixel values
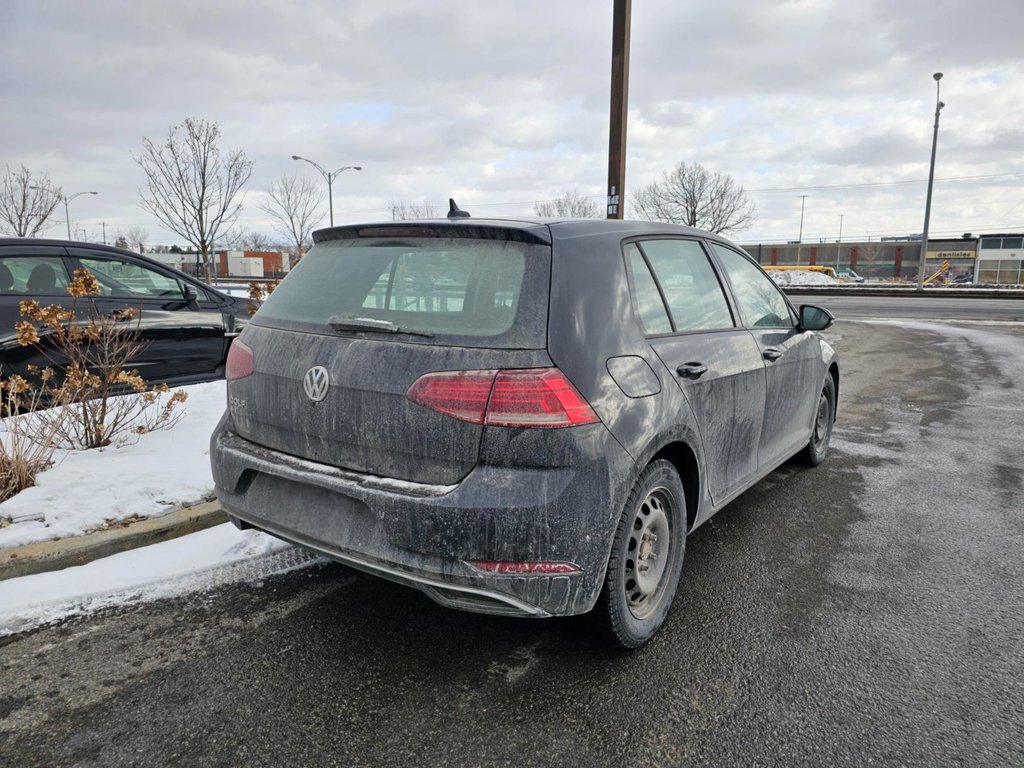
left=975, top=234, right=1024, bottom=284
left=740, top=236, right=978, bottom=281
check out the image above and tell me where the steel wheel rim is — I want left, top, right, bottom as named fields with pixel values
left=813, top=389, right=830, bottom=451
left=623, top=486, right=674, bottom=620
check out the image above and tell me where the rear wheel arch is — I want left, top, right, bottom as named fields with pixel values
left=651, top=441, right=700, bottom=532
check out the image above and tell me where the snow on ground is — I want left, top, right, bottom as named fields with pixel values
left=0, top=380, right=227, bottom=548
left=212, top=283, right=251, bottom=297
left=767, top=270, right=842, bottom=286
left=0, top=523, right=317, bottom=636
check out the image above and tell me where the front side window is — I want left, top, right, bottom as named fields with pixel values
left=635, top=239, right=734, bottom=332
left=710, top=244, right=795, bottom=328
left=77, top=257, right=185, bottom=299
left=0, top=256, right=70, bottom=295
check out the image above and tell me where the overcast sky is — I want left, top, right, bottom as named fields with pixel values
left=3, top=0, right=1023, bottom=247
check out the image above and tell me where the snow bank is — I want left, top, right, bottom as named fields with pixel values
left=0, top=381, right=227, bottom=548
left=767, top=270, right=842, bottom=286
left=0, top=523, right=315, bottom=636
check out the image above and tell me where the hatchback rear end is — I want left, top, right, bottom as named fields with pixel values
left=211, top=221, right=634, bottom=618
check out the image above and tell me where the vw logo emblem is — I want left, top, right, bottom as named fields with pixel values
left=303, top=366, right=330, bottom=402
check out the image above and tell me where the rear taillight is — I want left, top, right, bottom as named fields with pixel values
left=486, top=369, right=598, bottom=427
left=225, top=339, right=254, bottom=381
left=407, top=368, right=599, bottom=428
left=406, top=370, right=497, bottom=424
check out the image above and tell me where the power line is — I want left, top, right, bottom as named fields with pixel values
left=747, top=172, right=1024, bottom=194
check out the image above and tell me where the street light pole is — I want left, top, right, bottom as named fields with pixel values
left=290, top=156, right=362, bottom=227
left=916, top=72, right=945, bottom=290
left=836, top=213, right=844, bottom=270
left=796, top=195, right=808, bottom=264
left=63, top=191, right=98, bottom=240
left=31, top=188, right=97, bottom=239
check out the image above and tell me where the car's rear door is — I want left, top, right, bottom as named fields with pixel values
left=708, top=243, right=823, bottom=466
left=625, top=238, right=767, bottom=503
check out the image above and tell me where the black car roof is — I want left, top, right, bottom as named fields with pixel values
left=0, top=237, right=151, bottom=256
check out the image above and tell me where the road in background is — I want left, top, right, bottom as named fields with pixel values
left=1, top=320, right=1022, bottom=767
left=789, top=292, right=1024, bottom=321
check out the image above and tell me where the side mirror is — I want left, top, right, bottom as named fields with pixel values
left=799, top=304, right=834, bottom=331
left=183, top=285, right=199, bottom=306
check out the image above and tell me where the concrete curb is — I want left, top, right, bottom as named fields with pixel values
left=0, top=501, right=228, bottom=582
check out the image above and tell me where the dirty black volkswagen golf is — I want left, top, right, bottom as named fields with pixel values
left=211, top=209, right=838, bottom=647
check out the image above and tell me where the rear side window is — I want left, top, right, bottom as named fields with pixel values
left=624, top=245, right=672, bottom=334
left=628, top=239, right=734, bottom=333
left=0, top=256, right=70, bottom=295
left=254, top=237, right=550, bottom=348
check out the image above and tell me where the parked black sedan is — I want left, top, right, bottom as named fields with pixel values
left=0, top=238, right=249, bottom=385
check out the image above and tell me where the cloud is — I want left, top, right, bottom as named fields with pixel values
left=2, top=0, right=1023, bottom=245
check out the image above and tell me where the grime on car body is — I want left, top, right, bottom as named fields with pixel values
left=211, top=205, right=838, bottom=647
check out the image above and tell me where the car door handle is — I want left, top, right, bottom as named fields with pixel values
left=762, top=347, right=784, bottom=361
left=676, top=362, right=708, bottom=379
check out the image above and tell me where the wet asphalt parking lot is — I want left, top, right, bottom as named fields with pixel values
left=1, top=318, right=1022, bottom=767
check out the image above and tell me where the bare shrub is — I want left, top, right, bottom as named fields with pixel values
left=0, top=377, right=62, bottom=503
left=14, top=269, right=188, bottom=451
left=247, top=279, right=280, bottom=317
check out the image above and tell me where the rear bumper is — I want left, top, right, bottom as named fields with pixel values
left=210, top=414, right=635, bottom=617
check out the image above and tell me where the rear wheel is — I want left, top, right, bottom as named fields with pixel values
left=594, top=459, right=686, bottom=649
left=799, top=375, right=836, bottom=466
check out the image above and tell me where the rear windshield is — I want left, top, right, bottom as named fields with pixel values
left=252, top=237, right=551, bottom=348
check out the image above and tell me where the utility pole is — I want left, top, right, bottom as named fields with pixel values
left=100, top=221, right=108, bottom=245
left=916, top=73, right=945, bottom=290
left=606, top=0, right=631, bottom=219
left=836, top=214, right=844, bottom=270
left=796, top=195, right=808, bottom=264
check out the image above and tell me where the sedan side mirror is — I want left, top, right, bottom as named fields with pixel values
left=799, top=304, right=834, bottom=331
left=183, top=284, right=199, bottom=307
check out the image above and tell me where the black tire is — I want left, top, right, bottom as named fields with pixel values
left=799, top=374, right=836, bottom=467
left=594, top=459, right=687, bottom=649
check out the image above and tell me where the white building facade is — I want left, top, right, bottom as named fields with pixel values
left=976, top=235, right=1024, bottom=284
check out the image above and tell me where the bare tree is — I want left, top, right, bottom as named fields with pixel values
left=239, top=231, right=274, bottom=251
left=135, top=118, right=253, bottom=280
left=261, top=175, right=325, bottom=266
left=117, top=225, right=149, bottom=253
left=0, top=165, right=63, bottom=237
left=213, top=227, right=243, bottom=250
left=534, top=189, right=600, bottom=218
left=389, top=200, right=438, bottom=221
left=631, top=161, right=755, bottom=235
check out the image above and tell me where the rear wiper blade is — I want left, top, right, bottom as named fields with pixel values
left=328, top=316, right=433, bottom=338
